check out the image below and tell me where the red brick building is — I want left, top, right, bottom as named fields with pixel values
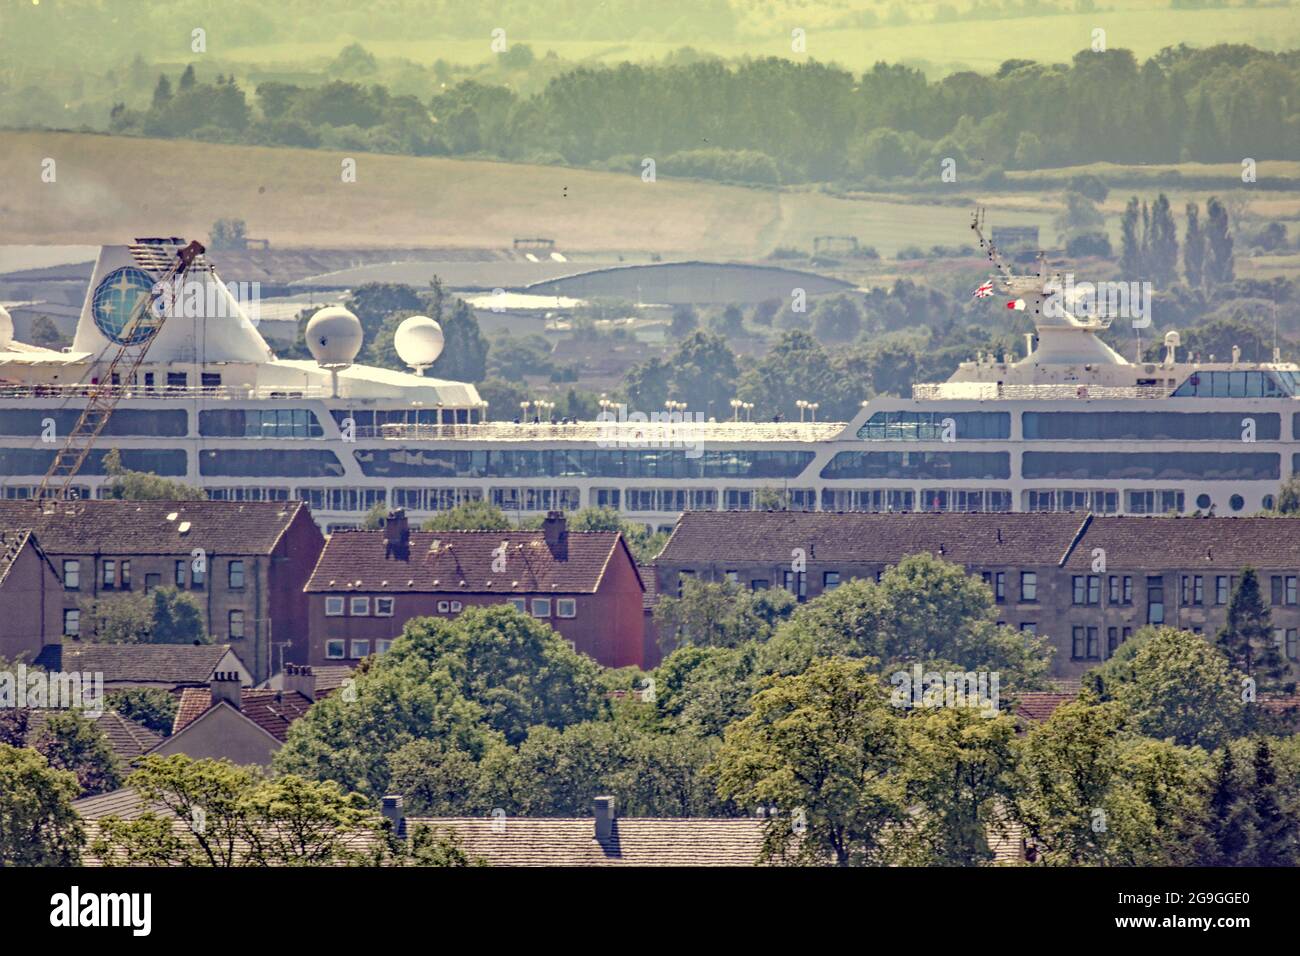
left=0, top=500, right=324, bottom=682
left=304, top=510, right=647, bottom=669
left=0, top=529, right=62, bottom=664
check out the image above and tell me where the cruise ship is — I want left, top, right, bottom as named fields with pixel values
left=0, top=236, right=1296, bottom=531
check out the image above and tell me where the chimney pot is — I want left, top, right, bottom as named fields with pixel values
left=542, top=510, right=568, bottom=559
left=209, top=671, right=242, bottom=711
left=283, top=663, right=316, bottom=701
left=382, top=794, right=406, bottom=839
left=383, top=508, right=410, bottom=557
left=593, top=795, right=616, bottom=841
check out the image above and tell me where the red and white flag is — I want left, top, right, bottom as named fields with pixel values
left=973, top=280, right=994, bottom=298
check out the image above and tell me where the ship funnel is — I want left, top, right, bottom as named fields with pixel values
left=1163, top=330, right=1180, bottom=367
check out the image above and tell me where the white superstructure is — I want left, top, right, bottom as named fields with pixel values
left=0, top=237, right=1296, bottom=531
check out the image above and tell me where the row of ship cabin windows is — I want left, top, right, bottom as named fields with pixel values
left=855, top=408, right=1300, bottom=442
left=323, top=595, right=578, bottom=619
left=61, top=559, right=247, bottom=591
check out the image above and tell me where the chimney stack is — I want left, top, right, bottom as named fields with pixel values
left=383, top=508, right=410, bottom=557
left=593, top=795, right=616, bottom=841
left=542, top=510, right=568, bottom=559
left=382, top=795, right=406, bottom=839
left=283, top=663, right=316, bottom=701
left=209, top=671, right=242, bottom=711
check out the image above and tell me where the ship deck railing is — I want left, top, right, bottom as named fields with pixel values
left=0, top=383, right=335, bottom=400
left=911, top=383, right=1173, bottom=400
left=372, top=421, right=844, bottom=442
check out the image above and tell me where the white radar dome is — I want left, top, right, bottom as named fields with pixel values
left=305, top=306, right=363, bottom=366
left=394, top=315, right=444, bottom=373
left=0, top=305, right=12, bottom=351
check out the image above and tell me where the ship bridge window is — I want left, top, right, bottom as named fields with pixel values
left=1171, top=370, right=1292, bottom=398
left=1024, top=451, right=1279, bottom=482
left=1024, top=411, right=1279, bottom=441
left=0, top=448, right=186, bottom=476
left=200, top=409, right=324, bottom=438
left=0, top=409, right=187, bottom=437
left=857, top=411, right=1009, bottom=441
left=921, top=489, right=1012, bottom=512
left=820, top=488, right=915, bottom=512
left=820, top=451, right=1010, bottom=481
left=200, top=449, right=344, bottom=477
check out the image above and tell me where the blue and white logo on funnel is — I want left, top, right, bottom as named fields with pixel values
left=91, top=266, right=163, bottom=346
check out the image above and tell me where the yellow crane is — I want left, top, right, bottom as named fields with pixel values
left=36, top=240, right=206, bottom=500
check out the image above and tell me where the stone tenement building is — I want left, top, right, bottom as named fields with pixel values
left=0, top=500, right=324, bottom=682
left=654, top=511, right=1300, bottom=680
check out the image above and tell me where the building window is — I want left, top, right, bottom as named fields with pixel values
left=192, top=562, right=205, bottom=589
left=102, top=560, right=116, bottom=589
left=1215, top=575, right=1230, bottom=606
left=509, top=598, right=527, bottom=613
left=145, top=573, right=161, bottom=593
left=1147, top=576, right=1165, bottom=624
left=375, top=597, right=394, bottom=616
left=325, top=596, right=345, bottom=616
left=1020, top=622, right=1037, bottom=634
left=1105, top=575, right=1133, bottom=605
left=823, top=571, right=841, bottom=591
left=119, top=560, right=131, bottom=589
left=784, top=570, right=806, bottom=599
left=1072, top=575, right=1100, bottom=605
left=350, top=596, right=370, bottom=616
left=1020, top=571, right=1037, bottom=602
left=63, top=608, right=80, bottom=637
left=1181, top=575, right=1204, bottom=606
left=724, top=570, right=739, bottom=583
left=1107, top=627, right=1120, bottom=657
left=376, top=639, right=394, bottom=654
left=751, top=579, right=769, bottom=590
left=62, top=560, right=79, bottom=590
left=326, top=640, right=345, bottom=659
left=1072, top=625, right=1101, bottom=660
left=1288, top=629, right=1299, bottom=661
left=557, top=598, right=577, bottom=618
left=677, top=570, right=694, bottom=597
left=532, top=598, right=551, bottom=618
left=450, top=601, right=462, bottom=612
left=350, top=639, right=371, bottom=659
left=175, top=560, right=186, bottom=588
left=229, top=610, right=245, bottom=639
left=228, top=560, right=245, bottom=590
left=1289, top=577, right=1298, bottom=606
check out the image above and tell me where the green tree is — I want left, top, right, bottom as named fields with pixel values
left=654, top=578, right=795, bottom=651
left=1204, top=196, right=1235, bottom=287
left=428, top=288, right=488, bottom=383
left=714, top=658, right=906, bottom=865
left=209, top=218, right=247, bottom=251
left=1276, top=475, right=1300, bottom=515
left=30, top=711, right=121, bottom=797
left=1015, top=699, right=1206, bottom=865
left=106, top=687, right=178, bottom=737
left=92, top=755, right=385, bottom=867
left=1120, top=196, right=1142, bottom=277
left=669, top=305, right=699, bottom=338
left=1184, top=201, right=1205, bottom=288
left=1216, top=569, right=1285, bottom=689
left=666, top=331, right=739, bottom=417
left=79, top=586, right=207, bottom=644
left=0, top=743, right=83, bottom=865
left=653, top=643, right=762, bottom=738
left=420, top=499, right=510, bottom=531
left=1111, top=626, right=1245, bottom=749
left=102, top=448, right=206, bottom=500
left=390, top=608, right=606, bottom=745
left=898, top=707, right=1020, bottom=866
left=1148, top=193, right=1179, bottom=288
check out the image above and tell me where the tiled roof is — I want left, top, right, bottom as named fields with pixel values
left=306, top=529, right=630, bottom=594
left=0, top=500, right=309, bottom=556
left=411, top=817, right=766, bottom=866
left=73, top=786, right=163, bottom=821
left=1065, top=515, right=1300, bottom=570
left=172, top=688, right=312, bottom=742
left=657, top=511, right=1088, bottom=566
left=640, top=565, right=659, bottom=610
left=34, top=642, right=237, bottom=686
left=24, top=709, right=163, bottom=763
left=0, top=528, right=34, bottom=586
left=1013, top=692, right=1077, bottom=722
left=262, top=663, right=355, bottom=696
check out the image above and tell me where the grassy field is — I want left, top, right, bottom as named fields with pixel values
left=2, top=131, right=1047, bottom=257
left=4, top=131, right=1298, bottom=276
left=212, top=5, right=1300, bottom=76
